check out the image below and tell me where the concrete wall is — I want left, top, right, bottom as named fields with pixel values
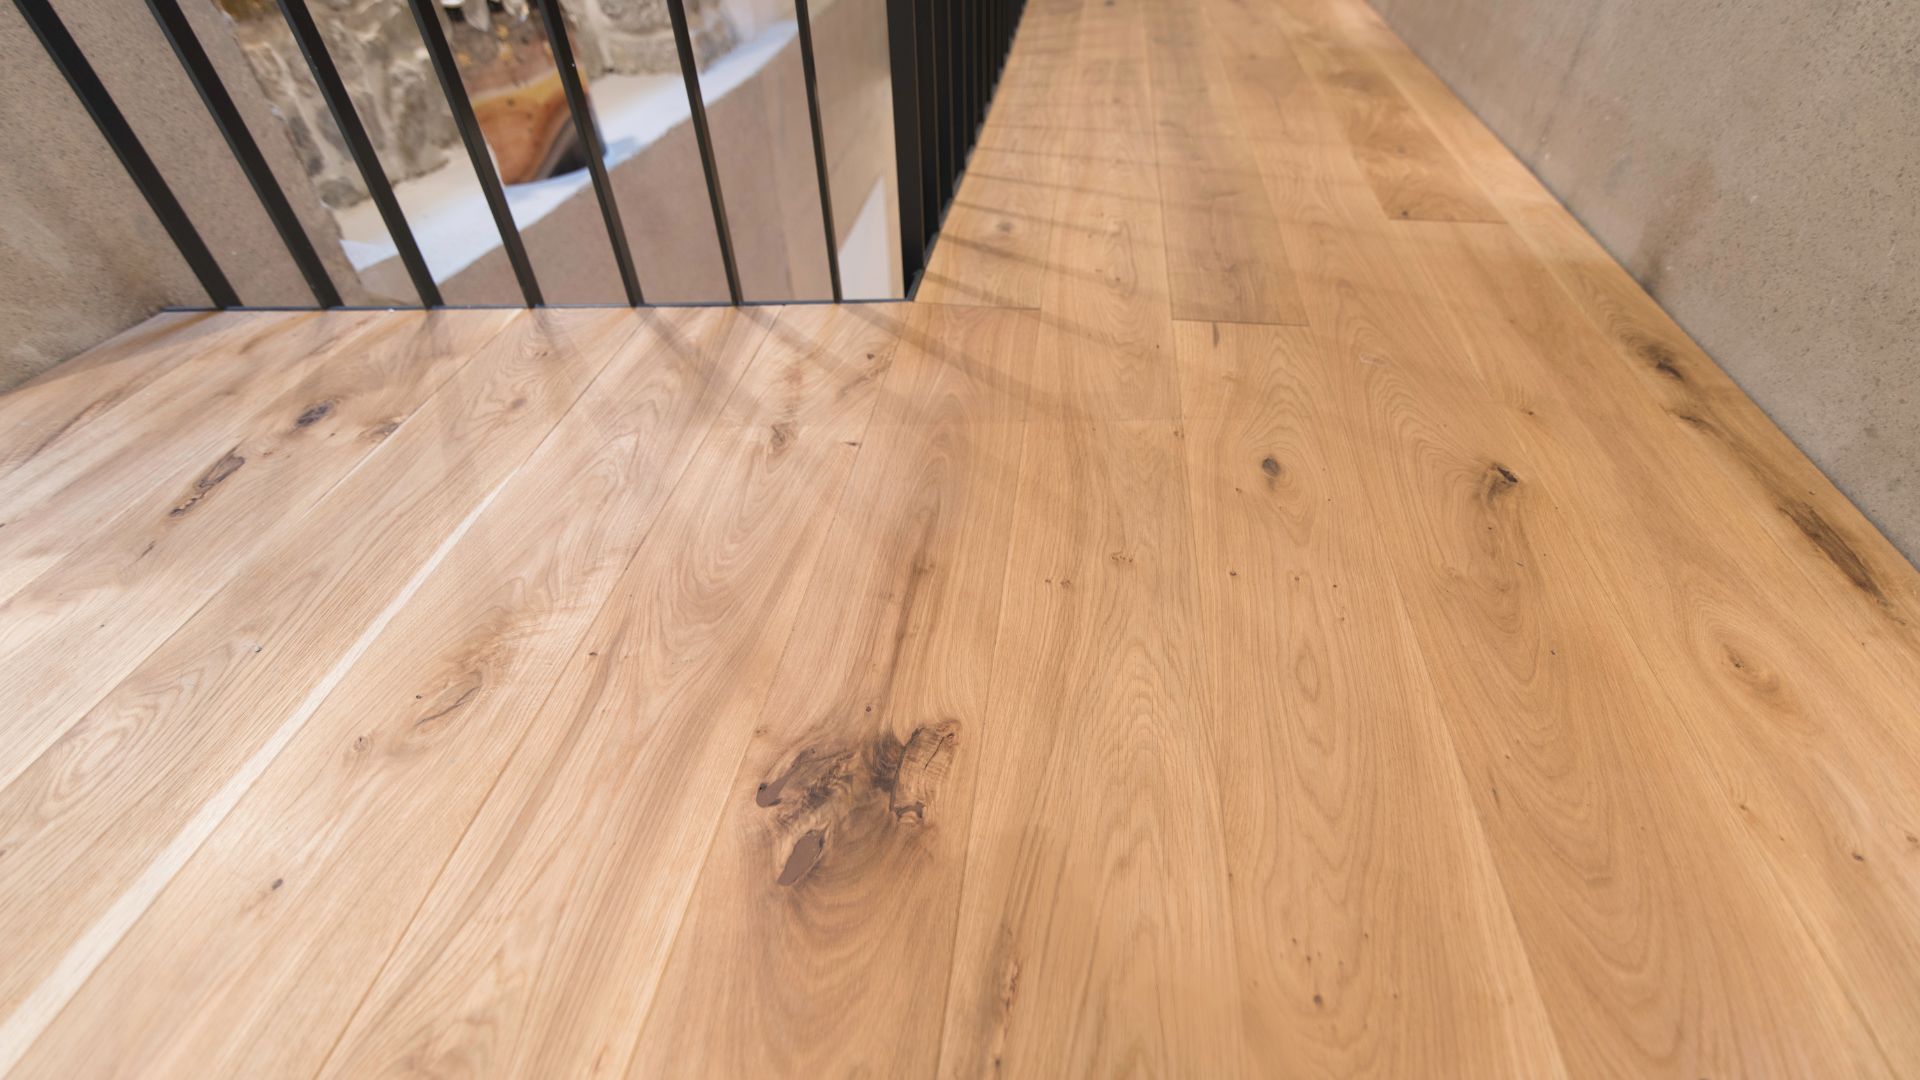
left=1370, top=0, right=1920, bottom=561
left=2, top=0, right=359, bottom=389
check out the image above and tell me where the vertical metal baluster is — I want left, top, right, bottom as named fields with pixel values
left=960, top=0, right=973, bottom=156
left=792, top=0, right=843, bottom=301
left=145, top=0, right=340, bottom=308
left=17, top=0, right=238, bottom=308
left=975, top=0, right=987, bottom=130
left=533, top=0, right=644, bottom=305
left=919, top=0, right=943, bottom=232
left=943, top=0, right=960, bottom=209
left=276, top=0, right=440, bottom=306
left=407, top=0, right=542, bottom=306
left=664, top=0, right=743, bottom=303
left=885, top=0, right=926, bottom=292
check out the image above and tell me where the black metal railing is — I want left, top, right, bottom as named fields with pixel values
left=13, top=0, right=1025, bottom=309
left=885, top=0, right=1023, bottom=293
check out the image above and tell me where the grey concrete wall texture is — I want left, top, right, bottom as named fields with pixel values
left=2, top=0, right=371, bottom=389
left=1369, top=0, right=1919, bottom=561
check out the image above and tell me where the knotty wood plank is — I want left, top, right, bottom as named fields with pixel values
left=1175, top=319, right=1566, bottom=1075
left=6, top=306, right=779, bottom=1079
left=1328, top=0, right=1920, bottom=701
left=0, top=313, right=362, bottom=603
left=937, top=418, right=1243, bottom=1076
left=305, top=304, right=904, bottom=1080
left=0, top=312, right=363, bottom=547
left=629, top=304, right=1033, bottom=1075
left=0, top=310, right=511, bottom=790
left=0, top=308, right=643, bottom=1054
left=1272, top=140, right=1889, bottom=1074
left=1398, top=217, right=1920, bottom=1072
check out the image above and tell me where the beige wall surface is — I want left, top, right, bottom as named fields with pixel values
left=2, top=3, right=205, bottom=391
left=1370, top=0, right=1919, bottom=561
left=2, top=0, right=369, bottom=390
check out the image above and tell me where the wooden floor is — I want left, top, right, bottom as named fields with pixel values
left=5, top=0, right=1920, bottom=1075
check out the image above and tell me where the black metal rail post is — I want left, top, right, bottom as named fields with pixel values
left=960, top=0, right=973, bottom=157
left=143, top=0, right=339, bottom=308
left=532, top=0, right=644, bottom=306
left=16, top=0, right=239, bottom=308
left=276, top=0, right=441, bottom=307
left=883, top=0, right=1028, bottom=296
left=407, top=0, right=542, bottom=307
left=942, top=0, right=959, bottom=209
left=664, top=0, right=743, bottom=304
left=793, top=0, right=843, bottom=301
left=885, top=0, right=926, bottom=290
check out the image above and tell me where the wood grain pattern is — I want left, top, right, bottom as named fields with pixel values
left=937, top=418, right=1244, bottom=1077
left=3, top=0, right=1919, bottom=1073
left=0, top=309, right=634, bottom=1046
left=630, top=304, right=1034, bottom=1076
left=9, top=307, right=772, bottom=1078
left=916, top=125, right=1062, bottom=309
left=0, top=313, right=350, bottom=603
left=0, top=312, right=220, bottom=480
left=0, top=311, right=508, bottom=789
left=1144, top=0, right=1308, bottom=324
left=1280, top=2, right=1504, bottom=224
left=1175, top=319, right=1565, bottom=1076
left=1267, top=138, right=1885, bottom=1073
left=309, top=304, right=901, bottom=1079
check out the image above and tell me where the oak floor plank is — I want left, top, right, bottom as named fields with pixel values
left=937, top=417, right=1244, bottom=1077
left=0, top=311, right=221, bottom=479
left=1031, top=128, right=1183, bottom=420
left=307, top=304, right=903, bottom=1080
left=631, top=303, right=1034, bottom=1075
left=1327, top=0, right=1920, bottom=699
left=0, top=311, right=511, bottom=790
left=1175, top=319, right=1566, bottom=1076
left=1195, top=0, right=1323, bottom=147
left=1279, top=2, right=1503, bottom=224
left=6, top=306, right=776, bottom=1079
left=0, top=312, right=365, bottom=553
left=1139, top=0, right=1307, bottom=326
left=1152, top=127, right=1310, bottom=325
left=1271, top=133, right=1890, bottom=1073
left=1514, top=198, right=1920, bottom=650
left=916, top=126, right=1063, bottom=310
left=1027, top=4, right=1181, bottom=423
left=0, top=309, right=640, bottom=1051
left=0, top=314, right=360, bottom=605
left=1397, top=218, right=1920, bottom=1071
